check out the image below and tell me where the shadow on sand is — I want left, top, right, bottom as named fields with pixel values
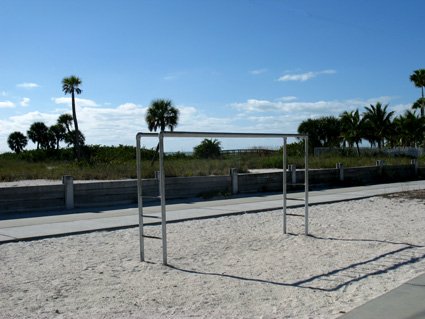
left=166, top=235, right=425, bottom=292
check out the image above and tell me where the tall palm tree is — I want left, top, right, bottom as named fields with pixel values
left=145, top=99, right=179, bottom=164
left=340, top=109, right=363, bottom=155
left=363, top=102, right=394, bottom=149
left=62, top=76, right=82, bottom=158
left=410, top=69, right=425, bottom=117
left=145, top=99, right=179, bottom=132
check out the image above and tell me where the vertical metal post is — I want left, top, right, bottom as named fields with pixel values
left=62, top=175, right=74, bottom=210
left=289, top=165, right=297, bottom=184
left=230, top=168, right=239, bottom=195
left=283, top=137, right=287, bottom=234
left=136, top=135, right=144, bottom=262
left=411, top=159, right=418, bottom=175
left=159, top=132, right=168, bottom=265
left=304, top=136, right=309, bottom=235
left=336, top=163, right=344, bottom=181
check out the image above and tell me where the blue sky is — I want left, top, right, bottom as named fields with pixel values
left=0, top=0, right=424, bottom=152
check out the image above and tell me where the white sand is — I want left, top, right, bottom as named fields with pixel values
left=1, top=196, right=425, bottom=319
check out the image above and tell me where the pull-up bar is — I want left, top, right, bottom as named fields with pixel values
left=136, top=131, right=309, bottom=265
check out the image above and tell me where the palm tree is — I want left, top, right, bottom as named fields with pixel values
left=7, top=131, right=28, bottom=154
left=393, top=110, right=425, bottom=147
left=362, top=102, right=394, bottom=149
left=297, top=118, right=322, bottom=151
left=410, top=69, right=425, bottom=117
left=297, top=116, right=341, bottom=151
left=145, top=99, right=179, bottom=163
left=145, top=99, right=179, bottom=132
left=64, top=130, right=85, bottom=148
left=193, top=139, right=222, bottom=158
left=57, top=114, right=74, bottom=133
left=27, top=122, right=49, bottom=149
left=62, top=76, right=82, bottom=158
left=49, top=124, right=67, bottom=149
left=340, top=109, right=363, bottom=155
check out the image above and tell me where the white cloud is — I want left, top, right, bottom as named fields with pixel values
left=0, top=111, right=58, bottom=141
left=0, top=100, right=15, bottom=108
left=0, top=95, right=407, bottom=153
left=278, top=69, right=336, bottom=82
left=52, top=97, right=99, bottom=107
left=0, top=103, right=148, bottom=152
left=117, top=103, right=139, bottom=111
left=231, top=96, right=396, bottom=115
left=177, top=105, right=235, bottom=132
left=250, top=68, right=267, bottom=75
left=229, top=96, right=401, bottom=138
left=17, top=82, right=40, bottom=89
left=20, top=97, right=30, bottom=107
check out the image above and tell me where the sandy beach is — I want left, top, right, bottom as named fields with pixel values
left=1, top=195, right=425, bottom=318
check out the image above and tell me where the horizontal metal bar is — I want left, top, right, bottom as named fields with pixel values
left=136, top=132, right=158, bottom=138
left=286, top=197, right=305, bottom=201
left=137, top=131, right=307, bottom=139
left=142, top=214, right=161, bottom=219
left=142, top=235, right=162, bottom=240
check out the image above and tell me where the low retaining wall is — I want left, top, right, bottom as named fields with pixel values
left=72, top=177, right=231, bottom=208
left=1, top=164, right=424, bottom=215
left=0, top=176, right=231, bottom=214
left=0, top=184, right=64, bottom=213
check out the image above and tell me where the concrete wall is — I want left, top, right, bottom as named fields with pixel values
left=238, top=172, right=283, bottom=193
left=72, top=176, right=230, bottom=208
left=0, top=176, right=231, bottom=214
left=165, top=176, right=230, bottom=199
left=1, top=164, right=424, bottom=215
left=74, top=180, right=140, bottom=208
left=0, top=185, right=64, bottom=213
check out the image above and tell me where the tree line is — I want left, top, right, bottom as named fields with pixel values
left=7, top=76, right=84, bottom=157
left=7, top=113, right=84, bottom=154
left=6, top=69, right=425, bottom=158
left=298, top=69, right=425, bottom=154
left=298, top=101, right=424, bottom=154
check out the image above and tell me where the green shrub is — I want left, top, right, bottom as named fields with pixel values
left=193, top=139, right=222, bottom=158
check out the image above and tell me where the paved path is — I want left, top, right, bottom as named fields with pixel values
left=1, top=180, right=425, bottom=243
left=339, top=273, right=425, bottom=319
left=1, top=181, right=425, bottom=319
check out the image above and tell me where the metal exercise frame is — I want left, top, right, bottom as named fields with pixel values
left=136, top=131, right=309, bottom=265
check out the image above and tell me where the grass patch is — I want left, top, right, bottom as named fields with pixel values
left=0, top=146, right=421, bottom=182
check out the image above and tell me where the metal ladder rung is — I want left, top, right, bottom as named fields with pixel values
left=286, top=197, right=305, bottom=201
left=142, top=214, right=161, bottom=219
left=142, top=196, right=160, bottom=199
left=142, top=235, right=162, bottom=240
